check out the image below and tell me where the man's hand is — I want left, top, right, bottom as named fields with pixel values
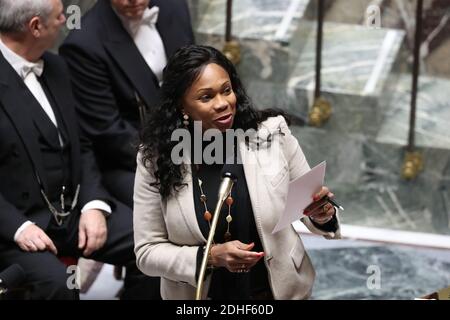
left=15, top=224, right=58, bottom=255
left=78, top=209, right=108, bottom=257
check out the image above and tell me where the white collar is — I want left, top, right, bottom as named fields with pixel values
left=0, top=38, right=44, bottom=78
left=114, top=6, right=159, bottom=36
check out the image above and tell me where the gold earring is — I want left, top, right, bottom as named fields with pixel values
left=183, top=114, right=189, bottom=127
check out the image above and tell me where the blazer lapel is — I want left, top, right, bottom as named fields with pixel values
left=239, top=141, right=261, bottom=223
left=100, top=0, right=160, bottom=109
left=173, top=143, right=264, bottom=245
left=0, top=55, right=48, bottom=190
left=174, top=158, right=206, bottom=244
left=40, top=56, right=81, bottom=188
left=153, top=0, right=181, bottom=58
left=29, top=100, right=61, bottom=147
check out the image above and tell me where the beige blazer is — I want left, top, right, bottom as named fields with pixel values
left=133, top=116, right=341, bottom=300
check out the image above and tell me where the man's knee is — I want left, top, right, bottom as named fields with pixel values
left=31, top=271, right=79, bottom=300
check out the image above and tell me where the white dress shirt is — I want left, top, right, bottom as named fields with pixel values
left=116, top=6, right=168, bottom=85
left=0, top=39, right=111, bottom=241
left=0, top=39, right=62, bottom=143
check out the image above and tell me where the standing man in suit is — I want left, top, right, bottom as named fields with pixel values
left=0, top=0, right=159, bottom=299
left=60, top=0, right=195, bottom=207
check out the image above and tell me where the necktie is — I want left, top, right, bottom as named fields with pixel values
left=19, top=60, right=44, bottom=79
left=141, top=6, right=159, bottom=25
left=128, top=6, right=159, bottom=34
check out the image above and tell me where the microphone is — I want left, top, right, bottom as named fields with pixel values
left=0, top=264, right=26, bottom=295
left=217, top=169, right=238, bottom=204
left=196, top=170, right=238, bottom=300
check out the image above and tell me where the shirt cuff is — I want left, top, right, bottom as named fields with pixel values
left=81, top=200, right=112, bottom=217
left=14, top=221, right=35, bottom=242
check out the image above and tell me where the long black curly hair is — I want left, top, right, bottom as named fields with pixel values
left=140, top=45, right=287, bottom=198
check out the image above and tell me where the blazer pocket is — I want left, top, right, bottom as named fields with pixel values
left=290, top=237, right=305, bottom=270
left=270, top=166, right=289, bottom=189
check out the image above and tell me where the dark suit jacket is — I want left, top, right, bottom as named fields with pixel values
left=59, top=0, right=195, bottom=171
left=0, top=52, right=111, bottom=242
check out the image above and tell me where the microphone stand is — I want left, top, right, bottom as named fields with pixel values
left=195, top=172, right=237, bottom=300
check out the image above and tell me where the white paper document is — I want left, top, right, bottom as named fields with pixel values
left=272, top=161, right=326, bottom=234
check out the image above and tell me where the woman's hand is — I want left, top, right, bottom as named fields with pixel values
left=304, top=186, right=336, bottom=225
left=209, top=241, right=264, bottom=273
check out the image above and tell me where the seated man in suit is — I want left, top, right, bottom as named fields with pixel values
left=60, top=0, right=195, bottom=207
left=0, top=0, right=159, bottom=299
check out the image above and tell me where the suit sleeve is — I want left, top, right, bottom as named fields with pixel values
left=278, top=116, right=341, bottom=239
left=54, top=56, right=115, bottom=208
left=278, top=115, right=311, bottom=181
left=0, top=193, right=28, bottom=242
left=78, top=130, right=115, bottom=209
left=180, top=0, right=196, bottom=44
left=59, top=44, right=139, bottom=171
left=133, top=152, right=200, bottom=287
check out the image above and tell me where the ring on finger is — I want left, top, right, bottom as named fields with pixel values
left=28, top=240, right=37, bottom=250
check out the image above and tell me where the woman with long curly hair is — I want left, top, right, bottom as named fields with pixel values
left=133, top=45, right=341, bottom=300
